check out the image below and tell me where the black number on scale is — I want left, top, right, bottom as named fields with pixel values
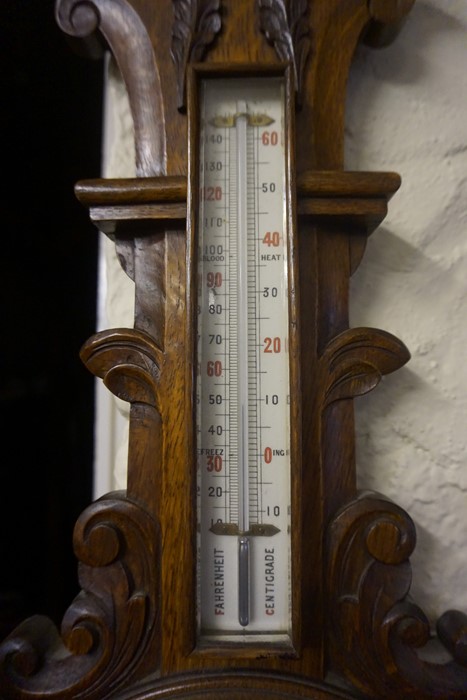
left=263, top=287, right=278, bottom=298
left=202, top=160, right=222, bottom=172
left=261, top=182, right=276, bottom=193
left=208, top=486, right=223, bottom=497
left=209, top=334, right=222, bottom=345
left=265, top=394, right=279, bottom=405
left=209, top=303, right=222, bottom=314
left=204, top=217, right=223, bottom=228
left=203, top=244, right=224, bottom=255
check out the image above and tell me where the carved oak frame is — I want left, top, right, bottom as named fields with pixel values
left=1, top=1, right=466, bottom=699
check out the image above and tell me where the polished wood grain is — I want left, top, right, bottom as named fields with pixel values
left=2, top=1, right=466, bottom=699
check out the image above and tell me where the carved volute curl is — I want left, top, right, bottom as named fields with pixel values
left=327, top=492, right=467, bottom=699
left=258, top=0, right=311, bottom=104
left=56, top=0, right=166, bottom=176
left=171, top=0, right=222, bottom=111
left=80, top=327, right=165, bottom=512
left=79, top=328, right=164, bottom=412
left=319, top=327, right=410, bottom=407
left=0, top=494, right=161, bottom=699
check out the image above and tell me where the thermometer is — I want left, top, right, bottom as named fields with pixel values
left=196, top=76, right=292, bottom=643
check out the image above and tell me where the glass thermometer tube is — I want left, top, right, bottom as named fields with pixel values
left=236, top=101, right=250, bottom=627
left=196, top=77, right=291, bottom=642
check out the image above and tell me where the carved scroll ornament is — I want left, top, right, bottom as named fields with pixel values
left=327, top=492, right=467, bottom=699
left=0, top=494, right=161, bottom=699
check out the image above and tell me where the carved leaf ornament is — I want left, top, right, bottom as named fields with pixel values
left=258, top=0, right=311, bottom=103
left=171, top=0, right=222, bottom=109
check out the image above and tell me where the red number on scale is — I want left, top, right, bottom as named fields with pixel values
left=200, top=186, right=222, bottom=201
left=264, top=337, right=281, bottom=353
left=207, top=271, right=222, bottom=288
left=207, top=455, right=223, bottom=472
left=262, top=231, right=280, bottom=247
left=207, top=360, right=222, bottom=377
left=261, top=131, right=278, bottom=146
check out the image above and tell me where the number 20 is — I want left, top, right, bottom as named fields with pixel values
left=264, top=337, right=281, bottom=353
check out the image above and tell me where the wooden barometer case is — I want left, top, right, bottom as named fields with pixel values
left=1, top=1, right=466, bottom=698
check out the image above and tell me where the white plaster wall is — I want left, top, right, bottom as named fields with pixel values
left=94, top=55, right=136, bottom=495
left=97, top=0, right=467, bottom=623
left=346, top=0, right=467, bottom=621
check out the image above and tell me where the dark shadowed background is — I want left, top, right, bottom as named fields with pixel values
left=0, top=0, right=104, bottom=638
